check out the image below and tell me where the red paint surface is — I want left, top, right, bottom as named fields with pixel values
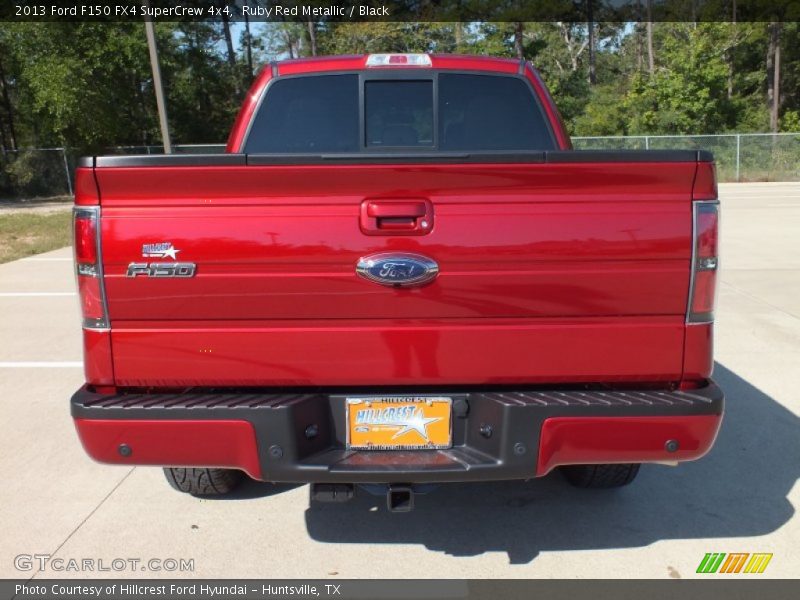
left=536, top=414, right=723, bottom=476
left=93, top=160, right=696, bottom=386
left=74, top=413, right=721, bottom=481
left=74, top=168, right=99, bottom=206
left=109, top=317, right=685, bottom=387
left=74, top=419, right=262, bottom=479
left=82, top=329, right=114, bottom=386
left=683, top=323, right=714, bottom=380
left=692, top=162, right=718, bottom=200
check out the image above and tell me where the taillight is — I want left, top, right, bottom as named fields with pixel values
left=74, top=207, right=108, bottom=329
left=687, top=200, right=719, bottom=323
left=74, top=217, right=97, bottom=267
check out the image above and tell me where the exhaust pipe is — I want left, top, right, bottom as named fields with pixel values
left=387, top=484, right=414, bottom=513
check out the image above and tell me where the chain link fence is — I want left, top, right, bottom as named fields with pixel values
left=573, top=133, right=800, bottom=183
left=2, top=134, right=799, bottom=202
left=0, top=148, right=76, bottom=201
left=0, top=145, right=224, bottom=203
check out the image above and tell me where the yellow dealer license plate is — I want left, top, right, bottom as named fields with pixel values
left=346, top=396, right=453, bottom=450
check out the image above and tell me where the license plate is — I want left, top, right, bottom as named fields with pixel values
left=346, top=396, right=452, bottom=450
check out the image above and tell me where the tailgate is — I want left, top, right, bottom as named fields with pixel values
left=94, top=158, right=696, bottom=386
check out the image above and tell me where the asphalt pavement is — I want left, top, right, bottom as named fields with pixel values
left=1, top=182, right=798, bottom=579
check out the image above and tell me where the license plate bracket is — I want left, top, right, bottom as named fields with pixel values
left=346, top=396, right=453, bottom=450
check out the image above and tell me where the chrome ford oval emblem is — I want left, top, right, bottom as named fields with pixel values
left=356, top=253, right=439, bottom=287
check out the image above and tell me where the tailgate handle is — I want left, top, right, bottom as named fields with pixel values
left=360, top=199, right=433, bottom=236
left=367, top=202, right=426, bottom=218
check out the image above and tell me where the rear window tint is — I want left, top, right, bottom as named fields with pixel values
left=365, top=80, right=433, bottom=147
left=244, top=72, right=555, bottom=154
left=439, top=74, right=555, bottom=151
left=244, top=75, right=359, bottom=153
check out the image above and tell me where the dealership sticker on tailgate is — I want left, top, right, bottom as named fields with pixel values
left=346, top=397, right=452, bottom=450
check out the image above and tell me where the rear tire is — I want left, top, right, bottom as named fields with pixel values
left=163, top=467, right=243, bottom=496
left=561, top=463, right=640, bottom=488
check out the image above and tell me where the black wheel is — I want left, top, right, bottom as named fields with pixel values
left=163, top=467, right=243, bottom=496
left=561, top=463, right=640, bottom=489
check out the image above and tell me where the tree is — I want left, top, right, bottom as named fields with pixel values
left=2, top=22, right=164, bottom=150
left=646, top=0, right=655, bottom=75
left=0, top=52, right=18, bottom=151
left=623, top=24, right=737, bottom=134
left=306, top=21, right=318, bottom=57
left=165, top=22, right=243, bottom=143
left=262, top=22, right=307, bottom=59
left=513, top=22, right=524, bottom=59
left=0, top=17, right=798, bottom=160
left=767, top=22, right=782, bottom=133
left=587, top=1, right=596, bottom=85
left=243, top=14, right=254, bottom=78
left=315, top=22, right=459, bottom=55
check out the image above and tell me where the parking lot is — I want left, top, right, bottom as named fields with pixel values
left=1, top=182, right=798, bottom=579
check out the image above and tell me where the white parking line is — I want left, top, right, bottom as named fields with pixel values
left=0, top=292, right=76, bottom=297
left=0, top=361, right=82, bottom=368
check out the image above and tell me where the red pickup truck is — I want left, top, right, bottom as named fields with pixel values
left=71, top=54, right=722, bottom=511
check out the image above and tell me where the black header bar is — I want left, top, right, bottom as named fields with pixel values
left=2, top=0, right=799, bottom=23
left=3, top=579, right=800, bottom=600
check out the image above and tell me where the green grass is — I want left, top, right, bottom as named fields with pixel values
left=0, top=211, right=72, bottom=264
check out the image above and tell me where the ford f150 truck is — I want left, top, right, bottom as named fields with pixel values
left=71, top=54, right=722, bottom=511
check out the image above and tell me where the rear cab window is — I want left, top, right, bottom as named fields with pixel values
left=439, top=74, right=555, bottom=151
left=244, top=72, right=556, bottom=155
left=365, top=80, right=433, bottom=147
left=245, top=75, right=359, bottom=153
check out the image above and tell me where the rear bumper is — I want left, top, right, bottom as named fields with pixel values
left=71, top=382, right=724, bottom=483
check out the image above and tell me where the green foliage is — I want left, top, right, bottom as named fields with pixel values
left=0, top=21, right=246, bottom=153
left=164, top=22, right=245, bottom=144
left=316, top=23, right=460, bottom=55
left=622, top=25, right=736, bottom=134
left=544, top=70, right=591, bottom=133
left=0, top=19, right=797, bottom=159
left=1, top=150, right=71, bottom=198
left=3, top=23, right=159, bottom=152
left=573, top=83, right=628, bottom=136
left=781, top=111, right=800, bottom=133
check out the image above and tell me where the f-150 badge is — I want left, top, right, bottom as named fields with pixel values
left=142, top=242, right=180, bottom=259
left=127, top=263, right=196, bottom=278
left=356, top=253, right=438, bottom=287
